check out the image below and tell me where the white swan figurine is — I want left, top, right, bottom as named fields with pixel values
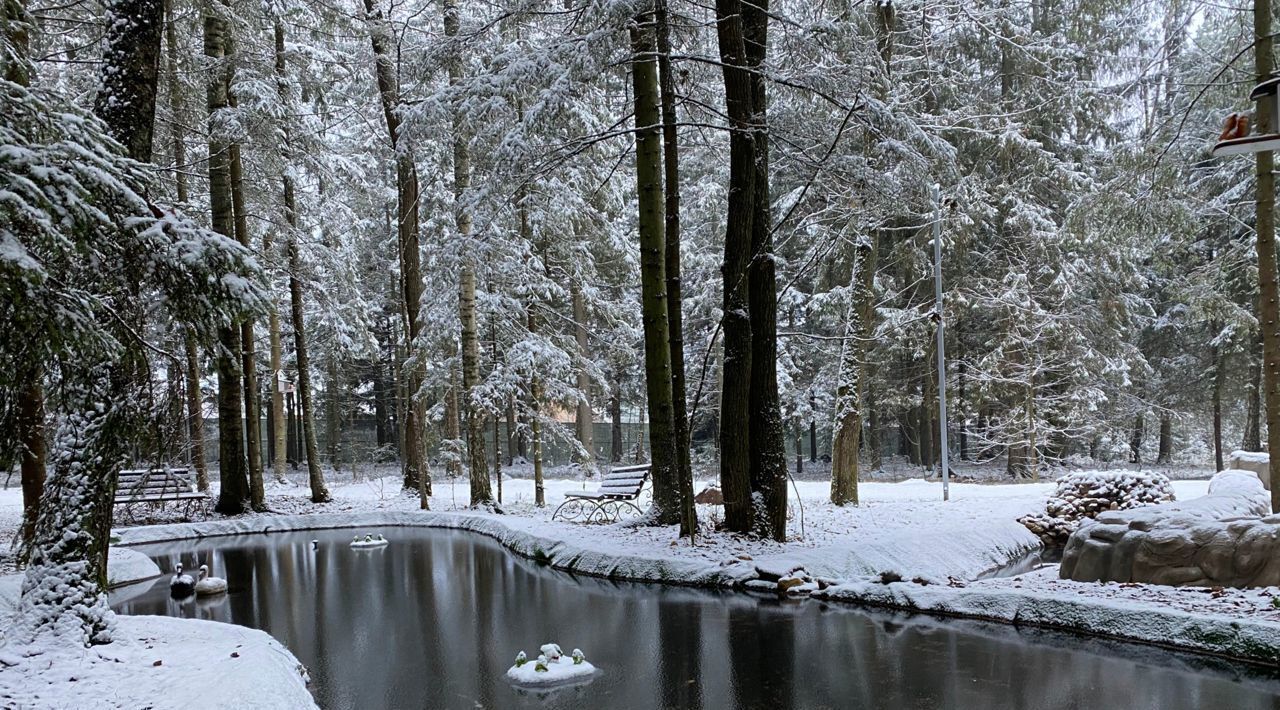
left=195, top=564, right=227, bottom=596
left=169, top=563, right=195, bottom=597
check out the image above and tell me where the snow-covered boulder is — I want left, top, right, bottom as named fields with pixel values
left=1018, top=470, right=1175, bottom=546
left=1228, top=450, right=1270, bottom=490
left=1060, top=470, right=1274, bottom=587
left=107, top=547, right=160, bottom=588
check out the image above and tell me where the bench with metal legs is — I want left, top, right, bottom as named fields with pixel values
left=551, top=464, right=651, bottom=523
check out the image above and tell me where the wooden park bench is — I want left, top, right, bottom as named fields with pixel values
left=113, top=468, right=208, bottom=522
left=551, top=464, right=651, bottom=523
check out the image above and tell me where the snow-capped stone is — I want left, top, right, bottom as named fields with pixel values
left=1018, top=470, right=1175, bottom=546
left=1060, top=470, right=1274, bottom=587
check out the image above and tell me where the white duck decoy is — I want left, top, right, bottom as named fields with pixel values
left=169, top=563, right=195, bottom=597
left=195, top=564, right=227, bottom=596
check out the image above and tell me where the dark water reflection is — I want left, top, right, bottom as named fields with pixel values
left=112, top=528, right=1280, bottom=710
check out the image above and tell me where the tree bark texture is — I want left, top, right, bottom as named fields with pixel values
left=714, top=0, right=757, bottom=534
left=96, top=0, right=162, bottom=161
left=830, top=237, right=876, bottom=506
left=363, top=0, right=427, bottom=493
left=631, top=11, right=681, bottom=525
left=206, top=11, right=250, bottom=515
left=655, top=0, right=695, bottom=537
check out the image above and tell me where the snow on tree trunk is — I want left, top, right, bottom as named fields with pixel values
left=15, top=376, right=129, bottom=647
left=571, top=282, right=596, bottom=473
left=95, top=0, right=161, bottom=162
left=831, top=238, right=875, bottom=506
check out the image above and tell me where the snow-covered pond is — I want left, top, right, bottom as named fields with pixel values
left=111, top=528, right=1280, bottom=709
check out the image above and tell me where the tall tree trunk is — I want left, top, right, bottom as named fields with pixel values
left=631, top=9, right=680, bottom=526
left=714, top=0, right=756, bottom=534
left=273, top=21, right=328, bottom=504
left=1129, top=413, right=1144, bottom=465
left=794, top=422, right=803, bottom=474
left=168, top=3, right=209, bottom=493
left=183, top=335, right=208, bottom=490
left=866, top=383, right=881, bottom=470
left=289, top=236, right=330, bottom=503
left=958, top=358, right=969, bottom=461
left=326, top=356, right=340, bottom=468
left=505, top=396, right=518, bottom=466
left=14, top=0, right=162, bottom=639
left=571, top=281, right=596, bottom=471
left=655, top=0, right=695, bottom=537
left=920, top=360, right=935, bottom=470
left=17, top=379, right=45, bottom=546
left=207, top=10, right=249, bottom=515
left=1244, top=343, right=1261, bottom=451
left=1214, top=344, right=1226, bottom=471
left=830, top=238, right=875, bottom=505
left=530, top=374, right=545, bottom=507
left=518, top=185, right=545, bottom=506
left=1256, top=0, right=1280, bottom=509
left=1157, top=413, right=1173, bottom=465
left=164, top=0, right=185, bottom=201
left=610, top=377, right=624, bottom=463
left=742, top=0, right=786, bottom=540
left=445, top=0, right=494, bottom=508
left=807, top=387, right=817, bottom=462
left=269, top=310, right=286, bottom=481
left=445, top=384, right=462, bottom=478
left=363, top=0, right=427, bottom=494
left=96, top=0, right=161, bottom=162
left=490, top=317, right=503, bottom=503
left=228, top=116, right=265, bottom=510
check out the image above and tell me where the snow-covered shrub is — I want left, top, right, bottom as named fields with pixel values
left=1018, top=470, right=1175, bottom=546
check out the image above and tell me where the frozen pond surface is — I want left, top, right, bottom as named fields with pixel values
left=112, top=528, right=1280, bottom=709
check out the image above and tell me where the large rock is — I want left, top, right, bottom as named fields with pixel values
left=1060, top=470, right=1275, bottom=587
left=1018, top=469, right=1175, bottom=546
left=1228, top=449, right=1270, bottom=490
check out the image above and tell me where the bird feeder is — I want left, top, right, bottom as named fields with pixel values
left=1212, top=76, right=1280, bottom=156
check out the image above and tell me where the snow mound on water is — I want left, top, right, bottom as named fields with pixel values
left=107, top=547, right=160, bottom=587
left=506, top=655, right=597, bottom=686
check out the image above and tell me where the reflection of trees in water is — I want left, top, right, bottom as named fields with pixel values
left=113, top=531, right=1280, bottom=710
left=658, top=595, right=703, bottom=709
left=725, top=597, right=796, bottom=708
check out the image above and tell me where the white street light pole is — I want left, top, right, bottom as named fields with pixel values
left=932, top=184, right=950, bottom=502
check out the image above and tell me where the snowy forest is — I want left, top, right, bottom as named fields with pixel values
left=8, top=0, right=1280, bottom=706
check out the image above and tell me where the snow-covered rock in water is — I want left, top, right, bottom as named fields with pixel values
left=1017, top=469, right=1175, bottom=546
left=1060, top=469, right=1275, bottom=587
left=349, top=534, right=389, bottom=549
left=107, top=547, right=160, bottom=588
left=507, top=645, right=596, bottom=686
left=1227, top=450, right=1270, bottom=490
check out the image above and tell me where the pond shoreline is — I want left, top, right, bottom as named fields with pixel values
left=111, top=509, right=1280, bottom=668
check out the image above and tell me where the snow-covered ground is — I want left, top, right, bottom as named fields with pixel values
left=817, top=564, right=1280, bottom=664
left=0, top=612, right=315, bottom=709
